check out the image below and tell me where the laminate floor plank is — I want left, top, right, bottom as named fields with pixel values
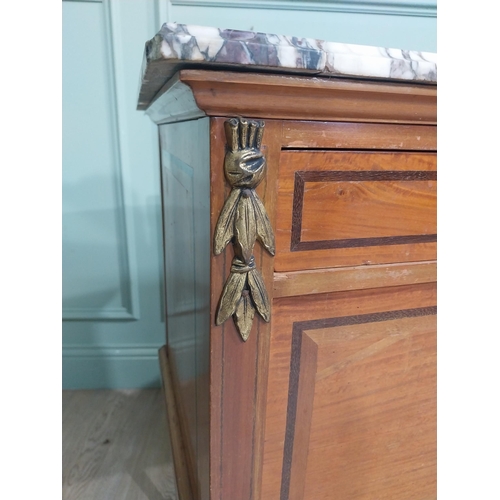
left=62, top=389, right=178, bottom=500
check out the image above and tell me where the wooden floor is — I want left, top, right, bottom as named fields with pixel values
left=62, top=389, right=179, bottom=500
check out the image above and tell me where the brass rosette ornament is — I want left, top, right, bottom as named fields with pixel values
left=214, top=117, right=275, bottom=341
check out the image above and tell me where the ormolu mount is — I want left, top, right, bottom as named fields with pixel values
left=213, top=117, right=275, bottom=341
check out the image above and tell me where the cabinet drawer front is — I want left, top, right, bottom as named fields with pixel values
left=276, top=151, right=436, bottom=271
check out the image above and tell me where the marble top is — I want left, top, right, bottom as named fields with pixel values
left=138, top=22, right=437, bottom=110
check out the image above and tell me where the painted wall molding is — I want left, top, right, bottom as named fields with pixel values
left=63, top=0, right=170, bottom=389
left=62, top=307, right=138, bottom=321
left=63, top=344, right=162, bottom=389
left=156, top=0, right=171, bottom=29
left=169, top=0, right=436, bottom=17
left=63, top=345, right=160, bottom=358
left=63, top=339, right=194, bottom=356
left=62, top=0, right=140, bottom=321
left=63, top=0, right=103, bottom=3
left=62, top=342, right=196, bottom=388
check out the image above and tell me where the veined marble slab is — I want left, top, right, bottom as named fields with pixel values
left=138, top=22, right=437, bottom=110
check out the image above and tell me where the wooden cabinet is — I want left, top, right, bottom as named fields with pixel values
left=139, top=32, right=437, bottom=499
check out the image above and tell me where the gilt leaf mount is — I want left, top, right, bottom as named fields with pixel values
left=214, top=117, right=275, bottom=341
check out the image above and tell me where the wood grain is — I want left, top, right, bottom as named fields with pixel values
left=274, top=261, right=437, bottom=298
left=167, top=347, right=200, bottom=500
left=276, top=151, right=437, bottom=271
left=285, top=331, right=318, bottom=500
left=181, top=70, right=436, bottom=124
left=152, top=72, right=438, bottom=500
left=251, top=121, right=283, bottom=500
left=146, top=74, right=205, bottom=125
left=261, top=282, right=437, bottom=500
left=62, top=389, right=178, bottom=500
left=282, top=121, right=437, bottom=150
left=209, top=118, right=281, bottom=500
left=300, top=174, right=436, bottom=242
left=160, top=346, right=195, bottom=500
left=159, top=119, right=211, bottom=500
left=209, top=117, right=226, bottom=500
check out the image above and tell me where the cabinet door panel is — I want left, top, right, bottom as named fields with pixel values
left=261, top=283, right=437, bottom=500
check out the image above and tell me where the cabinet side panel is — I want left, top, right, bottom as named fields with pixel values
left=159, top=117, right=210, bottom=499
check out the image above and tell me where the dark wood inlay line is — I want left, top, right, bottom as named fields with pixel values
left=279, top=305, right=437, bottom=500
left=290, top=170, right=437, bottom=252
left=294, top=233, right=437, bottom=251
left=290, top=173, right=305, bottom=249
left=280, top=321, right=304, bottom=500
left=282, top=147, right=438, bottom=153
left=300, top=170, right=437, bottom=182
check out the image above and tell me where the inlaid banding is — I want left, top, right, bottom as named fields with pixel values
left=291, top=170, right=437, bottom=251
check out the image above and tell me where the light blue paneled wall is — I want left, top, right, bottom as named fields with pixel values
left=62, top=0, right=436, bottom=389
left=168, top=0, right=436, bottom=52
left=63, top=2, right=139, bottom=321
left=63, top=0, right=165, bottom=388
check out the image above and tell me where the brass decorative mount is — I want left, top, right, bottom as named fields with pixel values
left=214, top=117, right=275, bottom=341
